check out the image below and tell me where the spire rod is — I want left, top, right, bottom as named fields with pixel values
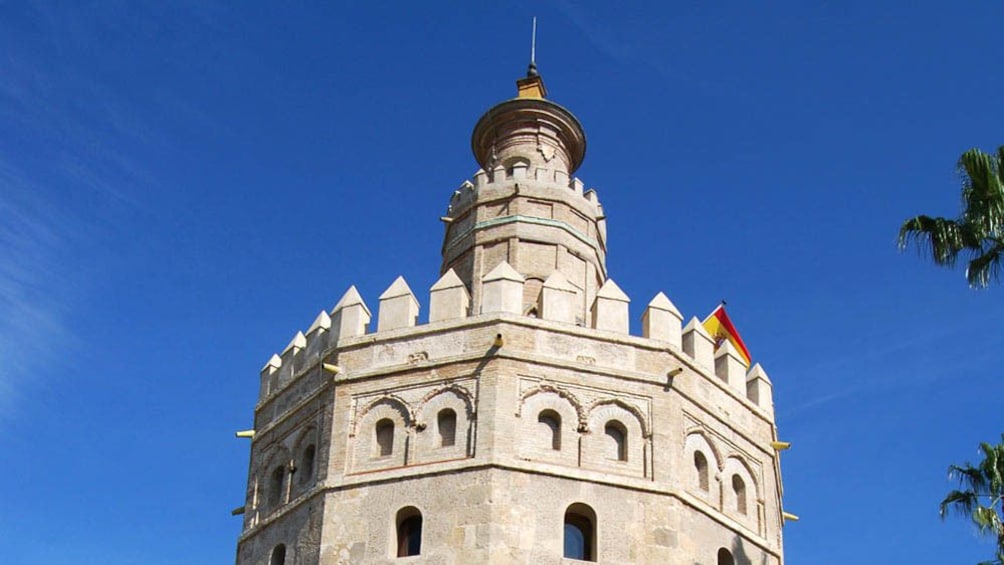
left=531, top=16, right=537, bottom=65
left=527, top=17, right=539, bottom=78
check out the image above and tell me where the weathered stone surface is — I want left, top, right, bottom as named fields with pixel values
left=481, top=261, right=524, bottom=315
left=235, top=67, right=785, bottom=565
left=377, top=276, right=420, bottom=332
left=591, top=278, right=630, bottom=334
left=641, top=291, right=683, bottom=347
left=429, top=268, right=470, bottom=323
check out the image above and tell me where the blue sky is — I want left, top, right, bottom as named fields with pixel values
left=2, top=2, right=1002, bottom=563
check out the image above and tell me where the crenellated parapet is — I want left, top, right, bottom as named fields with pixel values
left=258, top=273, right=774, bottom=415
left=445, top=167, right=602, bottom=226
left=440, top=168, right=609, bottom=326
left=237, top=65, right=786, bottom=565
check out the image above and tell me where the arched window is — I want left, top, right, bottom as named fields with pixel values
left=268, top=465, right=285, bottom=508
left=604, top=421, right=627, bottom=461
left=269, top=544, right=286, bottom=565
left=376, top=419, right=395, bottom=457
left=694, top=451, right=709, bottom=491
left=538, top=410, right=561, bottom=451
left=732, top=474, right=747, bottom=515
left=396, top=506, right=423, bottom=557
left=300, top=444, right=316, bottom=484
left=718, top=547, right=735, bottom=565
left=437, top=408, right=457, bottom=448
left=563, top=503, right=596, bottom=561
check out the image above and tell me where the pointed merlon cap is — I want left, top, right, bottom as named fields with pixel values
left=379, top=276, right=418, bottom=302
left=683, top=316, right=712, bottom=337
left=746, top=362, right=773, bottom=412
left=262, top=353, right=282, bottom=372
left=483, top=261, right=526, bottom=283
left=647, top=292, right=682, bottom=317
left=596, top=278, right=630, bottom=302
left=430, top=268, right=467, bottom=291
left=715, top=340, right=741, bottom=359
left=542, top=270, right=577, bottom=292
left=746, top=363, right=772, bottom=384
left=331, top=285, right=372, bottom=317
left=429, top=268, right=470, bottom=323
left=307, top=310, right=331, bottom=334
left=282, top=331, right=306, bottom=354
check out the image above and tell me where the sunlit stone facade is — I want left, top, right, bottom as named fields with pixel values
left=234, top=67, right=786, bottom=565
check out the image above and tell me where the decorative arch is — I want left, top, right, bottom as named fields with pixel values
left=583, top=400, right=647, bottom=476
left=259, top=444, right=292, bottom=480
left=413, top=384, right=476, bottom=463
left=293, top=424, right=318, bottom=451
left=351, top=395, right=413, bottom=471
left=586, top=398, right=650, bottom=437
left=517, top=385, right=583, bottom=466
left=684, top=431, right=723, bottom=501
left=352, top=395, right=412, bottom=437
left=723, top=455, right=761, bottom=499
left=260, top=445, right=291, bottom=511
left=292, top=426, right=319, bottom=488
left=517, top=384, right=586, bottom=426
left=417, top=384, right=475, bottom=423
left=723, top=454, right=761, bottom=531
left=683, top=429, right=724, bottom=471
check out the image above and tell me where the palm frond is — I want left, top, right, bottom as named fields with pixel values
left=959, top=148, right=1004, bottom=237
left=942, top=435, right=1004, bottom=564
left=950, top=463, right=991, bottom=492
left=899, top=215, right=969, bottom=266
left=941, top=489, right=980, bottom=518
left=902, top=146, right=1004, bottom=287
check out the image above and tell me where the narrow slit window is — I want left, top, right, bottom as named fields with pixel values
left=563, top=503, right=596, bottom=561
left=396, top=507, right=423, bottom=557
left=376, top=419, right=395, bottom=457
left=268, top=465, right=285, bottom=508
left=694, top=452, right=709, bottom=491
left=732, top=475, right=747, bottom=515
left=270, top=544, right=286, bottom=565
left=538, top=410, right=561, bottom=451
left=300, top=444, right=316, bottom=484
left=604, top=421, right=627, bottom=461
left=437, top=409, right=457, bottom=447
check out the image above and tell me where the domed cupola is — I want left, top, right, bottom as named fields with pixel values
left=470, top=67, right=587, bottom=179
left=440, top=64, right=606, bottom=322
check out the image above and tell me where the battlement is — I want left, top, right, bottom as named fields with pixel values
left=258, top=271, right=774, bottom=416
left=445, top=167, right=601, bottom=219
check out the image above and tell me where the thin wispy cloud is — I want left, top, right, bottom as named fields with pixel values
left=0, top=5, right=189, bottom=428
left=553, top=2, right=735, bottom=97
left=0, top=164, right=81, bottom=424
left=777, top=316, right=994, bottom=422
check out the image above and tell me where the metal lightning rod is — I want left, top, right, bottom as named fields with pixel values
left=531, top=16, right=537, bottom=66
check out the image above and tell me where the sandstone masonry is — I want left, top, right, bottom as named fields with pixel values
left=234, top=65, right=787, bottom=565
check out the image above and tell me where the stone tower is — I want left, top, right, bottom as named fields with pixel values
left=233, top=64, right=787, bottom=565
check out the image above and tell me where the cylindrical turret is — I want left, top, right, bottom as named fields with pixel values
left=440, top=70, right=605, bottom=322
left=470, top=75, right=586, bottom=179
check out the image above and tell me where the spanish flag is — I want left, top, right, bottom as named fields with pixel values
left=702, top=304, right=752, bottom=366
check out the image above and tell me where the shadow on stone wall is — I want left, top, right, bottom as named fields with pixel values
left=732, top=534, right=769, bottom=565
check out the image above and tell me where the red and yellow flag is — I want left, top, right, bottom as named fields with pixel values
left=702, top=304, right=752, bottom=365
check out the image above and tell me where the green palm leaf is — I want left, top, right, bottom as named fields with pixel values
left=900, top=146, right=1004, bottom=287
left=941, top=434, right=1004, bottom=565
